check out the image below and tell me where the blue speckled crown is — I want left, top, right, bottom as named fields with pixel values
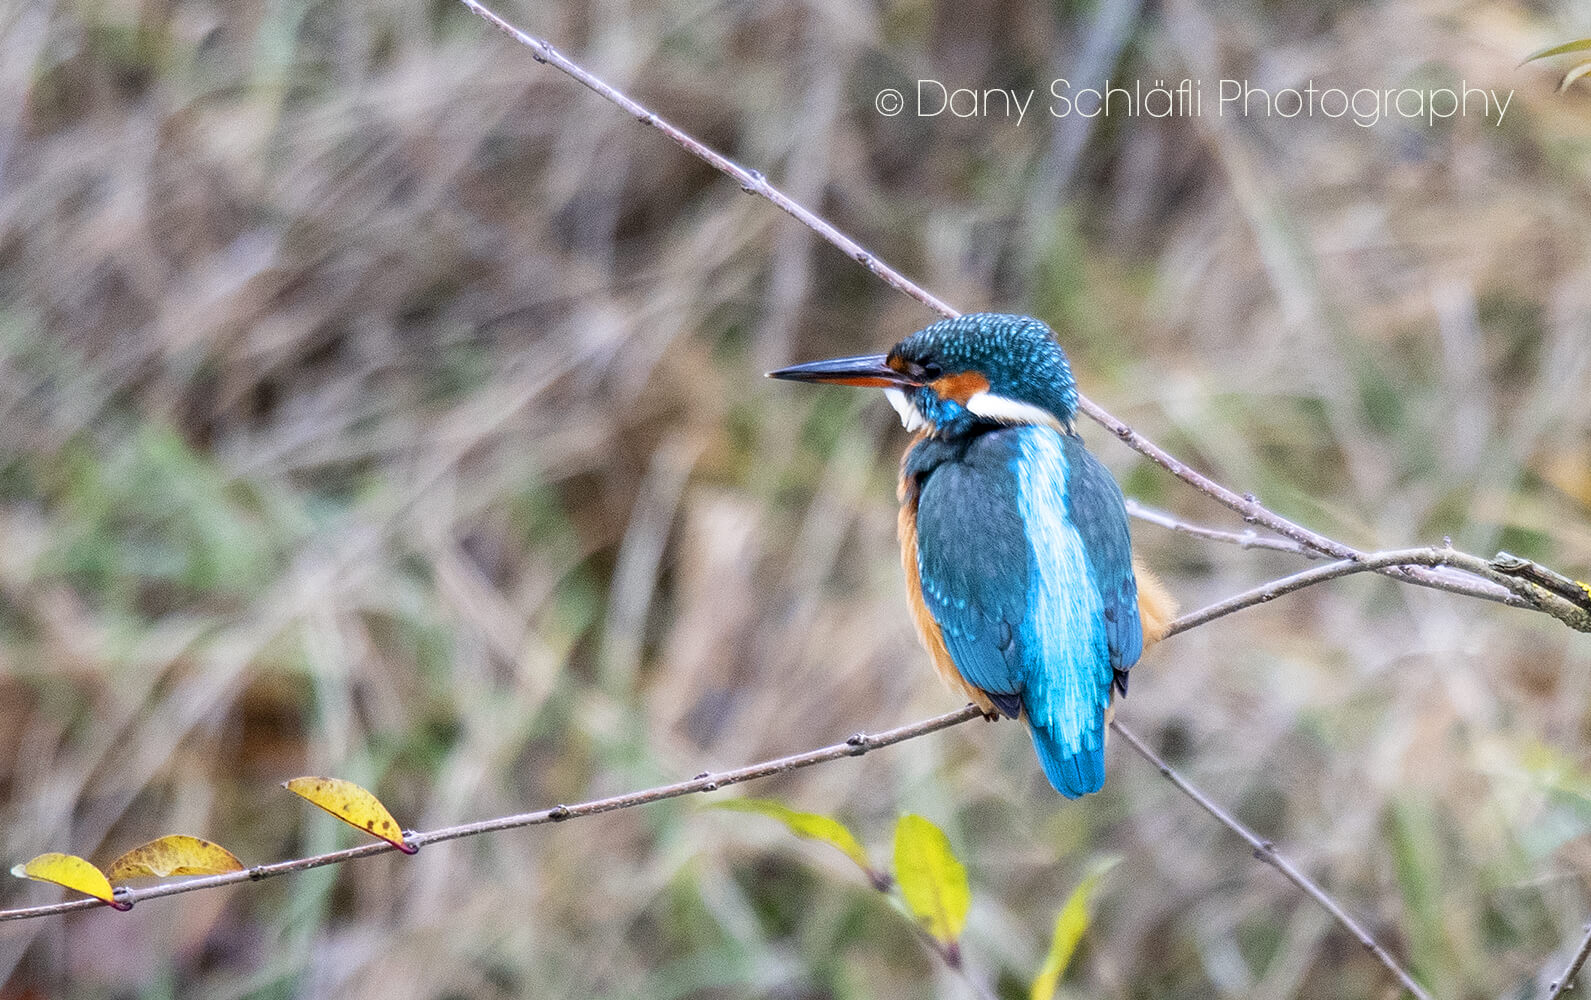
left=890, top=313, right=1079, bottom=422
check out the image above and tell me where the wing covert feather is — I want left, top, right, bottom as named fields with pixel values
left=912, top=434, right=1029, bottom=697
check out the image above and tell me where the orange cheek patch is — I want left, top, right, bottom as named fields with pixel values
left=930, top=371, right=991, bottom=405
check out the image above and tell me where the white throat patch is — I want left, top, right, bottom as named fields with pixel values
left=884, top=387, right=927, bottom=432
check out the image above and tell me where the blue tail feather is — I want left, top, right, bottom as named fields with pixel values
left=1028, top=723, right=1105, bottom=798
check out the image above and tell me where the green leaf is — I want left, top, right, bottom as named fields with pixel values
left=1520, top=37, right=1591, bottom=66
left=892, top=814, right=970, bottom=946
left=1561, top=61, right=1591, bottom=92
left=714, top=799, right=873, bottom=875
left=1030, top=857, right=1118, bottom=1000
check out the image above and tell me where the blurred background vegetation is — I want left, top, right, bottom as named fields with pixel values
left=1, top=0, right=1589, bottom=996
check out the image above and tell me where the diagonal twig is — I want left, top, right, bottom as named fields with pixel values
left=0, top=704, right=1431, bottom=996
left=454, top=0, right=1591, bottom=636
left=1108, top=722, right=1433, bottom=1000
left=1125, top=499, right=1322, bottom=558
left=1162, top=546, right=1549, bottom=637
left=1547, top=922, right=1591, bottom=998
left=0, top=705, right=983, bottom=922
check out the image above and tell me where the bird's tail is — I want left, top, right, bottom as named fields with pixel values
left=1027, top=721, right=1106, bottom=799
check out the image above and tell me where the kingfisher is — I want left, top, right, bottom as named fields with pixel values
left=769, top=313, right=1175, bottom=797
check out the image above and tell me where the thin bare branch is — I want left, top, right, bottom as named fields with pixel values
left=1162, top=546, right=1540, bottom=637
left=0, top=711, right=1431, bottom=990
left=1108, top=721, right=1433, bottom=1000
left=1125, top=499, right=1321, bottom=558
left=452, top=0, right=1590, bottom=636
left=1124, top=503, right=1588, bottom=621
left=1546, top=923, right=1591, bottom=998
left=453, top=0, right=956, bottom=320
left=1, top=705, right=984, bottom=922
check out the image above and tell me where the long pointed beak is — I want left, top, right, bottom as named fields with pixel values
left=766, top=354, right=917, bottom=389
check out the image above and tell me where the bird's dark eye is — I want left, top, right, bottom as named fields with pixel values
left=918, top=360, right=943, bottom=381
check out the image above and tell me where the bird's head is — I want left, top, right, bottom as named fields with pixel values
left=768, top=313, right=1078, bottom=437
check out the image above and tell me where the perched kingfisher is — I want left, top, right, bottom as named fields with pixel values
left=769, top=313, right=1175, bottom=797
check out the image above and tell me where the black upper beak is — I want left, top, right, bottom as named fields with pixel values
left=766, top=354, right=917, bottom=388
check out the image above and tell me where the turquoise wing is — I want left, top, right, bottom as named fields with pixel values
left=913, top=427, right=1118, bottom=796
left=1061, top=434, right=1144, bottom=686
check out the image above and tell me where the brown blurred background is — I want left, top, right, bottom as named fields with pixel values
left=1, top=0, right=1589, bottom=996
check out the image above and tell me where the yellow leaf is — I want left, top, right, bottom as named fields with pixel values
left=1520, top=37, right=1591, bottom=66
left=1030, top=857, right=1118, bottom=1000
left=283, top=777, right=416, bottom=854
left=893, top=814, right=970, bottom=946
left=106, top=835, right=245, bottom=883
left=1564, top=62, right=1591, bottom=92
left=10, top=852, right=128, bottom=910
left=714, top=799, right=874, bottom=877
